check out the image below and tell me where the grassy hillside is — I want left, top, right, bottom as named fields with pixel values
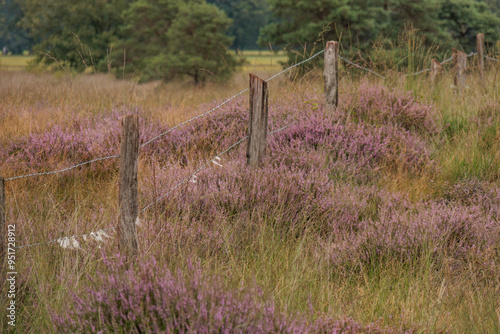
left=0, top=61, right=499, bottom=332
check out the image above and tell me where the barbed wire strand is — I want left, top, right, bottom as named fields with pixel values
left=404, top=55, right=455, bottom=77
left=140, top=137, right=248, bottom=214
left=5, top=155, right=120, bottom=181
left=339, top=55, right=386, bottom=79
left=140, top=89, right=249, bottom=149
left=5, top=48, right=485, bottom=183
left=140, top=50, right=325, bottom=149
left=265, top=50, right=325, bottom=82
left=4, top=52, right=321, bottom=182
left=485, top=55, right=498, bottom=61
left=15, top=123, right=294, bottom=250
left=140, top=123, right=294, bottom=214
left=404, top=68, right=431, bottom=77
left=439, top=56, right=454, bottom=65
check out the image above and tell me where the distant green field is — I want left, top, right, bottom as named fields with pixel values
left=0, top=52, right=287, bottom=72
left=0, top=55, right=35, bottom=70
left=235, top=50, right=286, bottom=70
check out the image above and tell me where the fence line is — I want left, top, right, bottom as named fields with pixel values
left=5, top=34, right=500, bottom=251
left=3, top=52, right=323, bottom=183
left=339, top=55, right=386, bottom=79
left=13, top=123, right=293, bottom=250
left=265, top=50, right=325, bottom=82
left=340, top=51, right=495, bottom=78
left=141, top=122, right=295, bottom=214
left=140, top=89, right=249, bottom=149
left=404, top=56, right=454, bottom=77
left=5, top=155, right=120, bottom=181
left=4, top=46, right=499, bottom=182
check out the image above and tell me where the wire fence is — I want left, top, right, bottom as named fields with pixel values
left=4, top=51, right=323, bottom=183
left=5, top=155, right=120, bottom=181
left=14, top=123, right=293, bottom=250
left=6, top=43, right=500, bottom=250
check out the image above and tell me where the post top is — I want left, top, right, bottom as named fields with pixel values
left=326, top=41, right=338, bottom=48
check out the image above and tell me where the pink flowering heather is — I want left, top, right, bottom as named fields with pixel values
left=52, top=256, right=412, bottom=333
left=339, top=81, right=438, bottom=134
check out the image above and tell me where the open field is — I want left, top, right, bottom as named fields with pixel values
left=0, top=51, right=286, bottom=72
left=0, top=55, right=36, bottom=70
left=0, top=61, right=499, bottom=333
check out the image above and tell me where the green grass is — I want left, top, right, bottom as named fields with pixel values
left=0, top=52, right=287, bottom=73
left=0, top=55, right=35, bottom=70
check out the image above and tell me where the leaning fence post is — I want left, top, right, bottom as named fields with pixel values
left=430, top=59, right=443, bottom=86
left=119, top=115, right=139, bottom=257
left=477, top=33, right=485, bottom=80
left=453, top=49, right=467, bottom=93
left=247, top=74, right=269, bottom=167
left=324, top=41, right=339, bottom=107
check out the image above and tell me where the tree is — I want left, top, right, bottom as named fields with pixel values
left=259, top=0, right=390, bottom=52
left=439, top=0, right=500, bottom=51
left=18, top=0, right=129, bottom=71
left=259, top=0, right=500, bottom=68
left=207, top=0, right=273, bottom=50
left=119, top=0, right=241, bottom=83
left=0, top=0, right=34, bottom=54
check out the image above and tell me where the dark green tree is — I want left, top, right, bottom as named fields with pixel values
left=207, top=0, right=273, bottom=50
left=0, top=0, right=34, bottom=54
left=18, top=0, right=129, bottom=71
left=259, top=0, right=390, bottom=52
left=439, top=0, right=500, bottom=51
left=260, top=0, right=500, bottom=67
left=120, top=0, right=241, bottom=83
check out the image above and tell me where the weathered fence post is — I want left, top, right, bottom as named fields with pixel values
left=477, top=33, right=485, bottom=80
left=247, top=74, right=269, bottom=167
left=430, top=59, right=443, bottom=85
left=324, top=41, right=339, bottom=107
left=453, top=49, right=467, bottom=93
left=119, top=115, right=139, bottom=257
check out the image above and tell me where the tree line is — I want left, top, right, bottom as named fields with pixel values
left=1, top=0, right=499, bottom=83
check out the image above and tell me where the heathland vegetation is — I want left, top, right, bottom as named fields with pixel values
left=0, top=0, right=500, bottom=333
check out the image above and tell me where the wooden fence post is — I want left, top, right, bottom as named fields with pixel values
left=324, top=41, right=339, bottom=107
left=247, top=74, right=269, bottom=167
left=477, top=33, right=485, bottom=80
left=119, top=115, right=139, bottom=257
left=430, top=59, right=443, bottom=85
left=453, top=49, right=467, bottom=93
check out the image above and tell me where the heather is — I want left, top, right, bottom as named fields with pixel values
left=52, top=256, right=407, bottom=333
left=1, top=71, right=500, bottom=333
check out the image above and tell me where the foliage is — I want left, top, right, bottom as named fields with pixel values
left=17, top=0, right=129, bottom=72
left=207, top=0, right=273, bottom=50
left=260, top=0, right=500, bottom=68
left=0, top=0, right=35, bottom=54
left=438, top=0, right=500, bottom=51
left=118, top=0, right=241, bottom=83
left=259, top=0, right=389, bottom=52
left=14, top=0, right=240, bottom=82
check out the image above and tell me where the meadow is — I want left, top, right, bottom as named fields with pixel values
left=0, top=52, right=499, bottom=333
